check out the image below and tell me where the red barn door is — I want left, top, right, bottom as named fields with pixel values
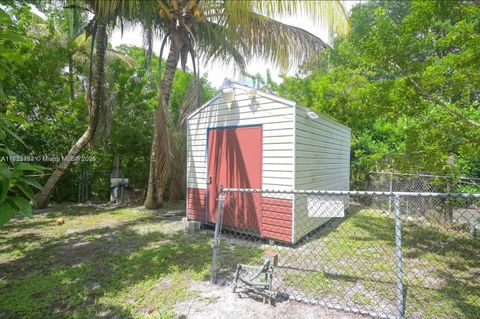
left=207, top=126, right=262, bottom=234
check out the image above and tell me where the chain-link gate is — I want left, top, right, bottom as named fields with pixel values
left=210, top=189, right=480, bottom=319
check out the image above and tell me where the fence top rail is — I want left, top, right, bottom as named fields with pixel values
left=369, top=171, right=480, bottom=181
left=222, top=188, right=480, bottom=198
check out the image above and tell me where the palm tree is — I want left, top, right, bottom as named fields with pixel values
left=144, top=0, right=350, bottom=208
left=35, top=0, right=348, bottom=208
left=35, top=0, right=142, bottom=208
left=62, top=0, right=85, bottom=101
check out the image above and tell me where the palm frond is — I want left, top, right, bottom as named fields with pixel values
left=105, top=48, right=135, bottom=68
left=168, top=77, right=201, bottom=201
left=196, top=21, right=248, bottom=72
left=177, top=78, right=201, bottom=129
left=88, top=0, right=160, bottom=27
left=65, top=0, right=85, bottom=40
left=143, top=24, right=154, bottom=70
left=224, top=0, right=350, bottom=36
left=220, top=10, right=329, bottom=70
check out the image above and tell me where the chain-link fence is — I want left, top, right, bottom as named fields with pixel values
left=75, top=169, right=144, bottom=205
left=367, top=171, right=480, bottom=198
left=365, top=172, right=480, bottom=217
left=209, top=189, right=480, bottom=319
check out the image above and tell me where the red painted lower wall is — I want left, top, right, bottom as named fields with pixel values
left=187, top=187, right=293, bottom=242
left=262, top=197, right=292, bottom=242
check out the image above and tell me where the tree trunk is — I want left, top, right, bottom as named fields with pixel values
left=144, top=32, right=182, bottom=209
left=168, top=129, right=187, bottom=202
left=168, top=157, right=186, bottom=202
left=35, top=21, right=108, bottom=208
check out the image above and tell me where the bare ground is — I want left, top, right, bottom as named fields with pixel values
left=175, top=281, right=365, bottom=319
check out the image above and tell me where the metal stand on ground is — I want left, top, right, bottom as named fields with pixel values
left=120, top=172, right=125, bottom=205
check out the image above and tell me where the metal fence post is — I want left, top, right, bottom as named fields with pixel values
left=78, top=170, right=82, bottom=203
left=394, top=195, right=405, bottom=319
left=120, top=172, right=125, bottom=205
left=389, top=170, right=394, bottom=214
left=210, top=194, right=226, bottom=284
left=85, top=170, right=89, bottom=202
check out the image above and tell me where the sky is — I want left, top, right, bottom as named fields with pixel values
left=111, top=1, right=359, bottom=88
left=29, top=1, right=359, bottom=88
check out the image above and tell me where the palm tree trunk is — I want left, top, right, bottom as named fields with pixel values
left=169, top=179, right=183, bottom=202
left=35, top=21, right=107, bottom=208
left=168, top=140, right=186, bottom=202
left=144, top=32, right=182, bottom=209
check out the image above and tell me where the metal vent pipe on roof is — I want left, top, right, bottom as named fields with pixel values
left=222, top=79, right=234, bottom=103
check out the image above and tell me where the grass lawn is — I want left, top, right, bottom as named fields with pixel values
left=0, top=203, right=213, bottom=319
left=251, top=208, right=480, bottom=319
left=1, top=204, right=478, bottom=319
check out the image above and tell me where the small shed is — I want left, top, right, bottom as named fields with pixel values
left=186, top=82, right=351, bottom=244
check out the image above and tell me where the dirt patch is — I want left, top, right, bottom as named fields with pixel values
left=175, top=281, right=366, bottom=319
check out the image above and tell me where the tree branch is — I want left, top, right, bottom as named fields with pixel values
left=391, top=62, right=480, bottom=128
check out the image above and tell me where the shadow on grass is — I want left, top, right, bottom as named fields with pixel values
left=1, top=219, right=55, bottom=231
left=0, top=213, right=182, bottom=271
left=0, top=233, right=45, bottom=260
left=334, top=209, right=480, bottom=319
left=5, top=202, right=477, bottom=318
left=33, top=202, right=184, bottom=218
left=0, top=210, right=211, bottom=319
left=293, top=203, right=366, bottom=249
left=216, top=203, right=479, bottom=319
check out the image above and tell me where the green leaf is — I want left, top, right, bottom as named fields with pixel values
left=0, top=48, right=24, bottom=63
left=14, top=163, right=44, bottom=173
left=9, top=196, right=32, bottom=217
left=5, top=148, right=20, bottom=158
left=0, top=202, right=16, bottom=226
left=0, top=165, right=12, bottom=179
left=15, top=183, right=35, bottom=201
left=0, top=8, right=12, bottom=24
left=0, top=178, right=8, bottom=204
left=0, top=30, right=27, bottom=43
left=5, top=114, right=27, bottom=126
left=17, top=176, right=42, bottom=190
left=1, top=125, right=25, bottom=147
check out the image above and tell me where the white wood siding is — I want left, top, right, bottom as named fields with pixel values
left=187, top=85, right=295, bottom=193
left=293, top=105, right=351, bottom=242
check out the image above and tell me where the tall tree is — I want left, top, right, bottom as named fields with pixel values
left=144, top=0, right=350, bottom=208
left=0, top=6, right=45, bottom=225
left=35, top=0, right=115, bottom=208
left=63, top=0, right=86, bottom=101
left=275, top=0, right=480, bottom=179
left=34, top=0, right=349, bottom=208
